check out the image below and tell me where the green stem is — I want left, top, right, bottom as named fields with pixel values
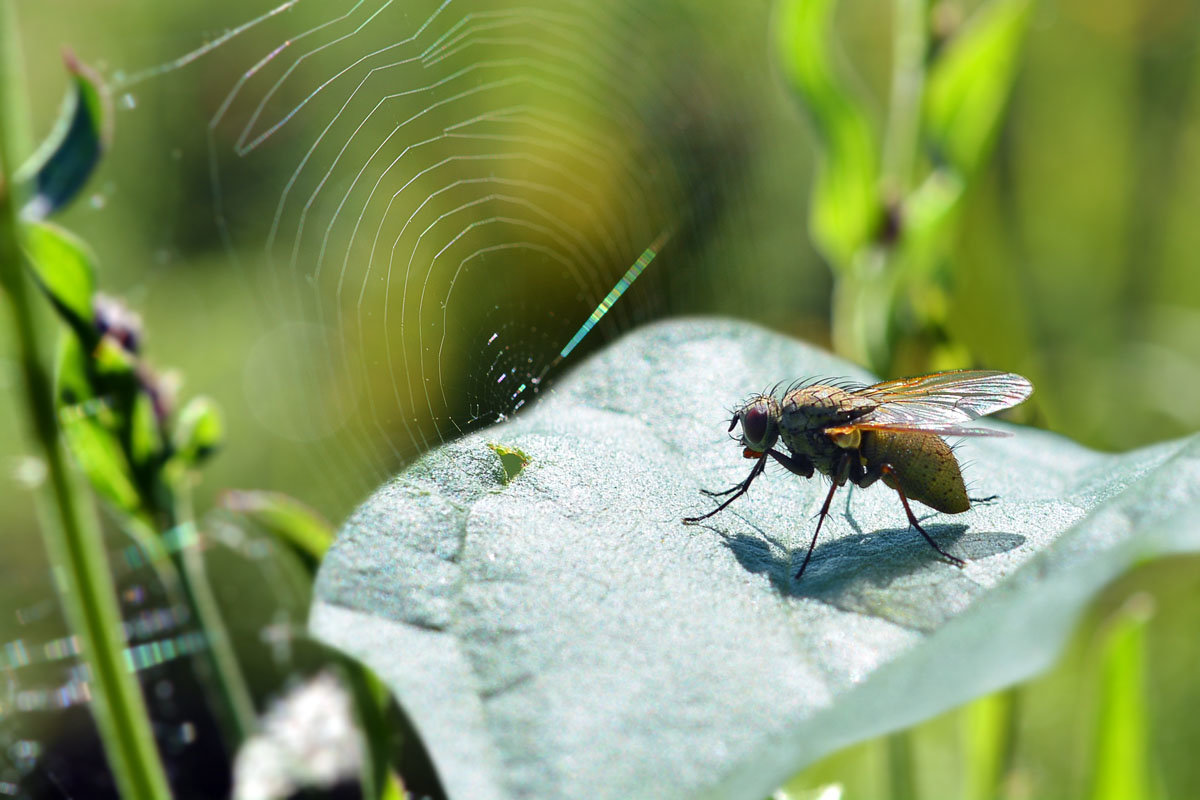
left=965, top=688, right=1020, bottom=800
left=0, top=5, right=171, bottom=797
left=168, top=490, right=259, bottom=744
left=341, top=657, right=407, bottom=800
left=886, top=729, right=918, bottom=800
left=882, top=0, right=930, bottom=194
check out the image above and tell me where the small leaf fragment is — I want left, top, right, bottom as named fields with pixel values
left=23, top=220, right=96, bottom=340
left=16, top=51, right=112, bottom=220
left=173, top=396, right=223, bottom=466
left=487, top=442, right=530, bottom=483
left=221, top=490, right=335, bottom=570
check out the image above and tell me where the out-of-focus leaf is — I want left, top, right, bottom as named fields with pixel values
left=61, top=407, right=141, bottom=515
left=964, top=690, right=1016, bottom=800
left=56, top=332, right=93, bottom=408
left=16, top=51, right=112, bottom=220
left=23, top=220, right=96, bottom=341
left=924, top=0, right=1033, bottom=175
left=221, top=490, right=334, bottom=571
left=172, top=396, right=222, bottom=466
left=92, top=335, right=137, bottom=379
left=776, top=0, right=880, bottom=269
left=311, top=319, right=1200, bottom=800
left=1089, top=594, right=1154, bottom=800
left=129, top=392, right=162, bottom=468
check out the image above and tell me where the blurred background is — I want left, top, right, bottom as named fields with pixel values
left=3, top=0, right=1200, bottom=797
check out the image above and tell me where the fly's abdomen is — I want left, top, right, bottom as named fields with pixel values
left=860, top=431, right=969, bottom=514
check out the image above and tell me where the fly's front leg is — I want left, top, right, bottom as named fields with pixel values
left=767, top=448, right=814, bottom=478
left=879, top=463, right=966, bottom=569
left=685, top=454, right=768, bottom=524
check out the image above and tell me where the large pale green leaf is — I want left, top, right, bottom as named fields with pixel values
left=311, top=319, right=1200, bottom=800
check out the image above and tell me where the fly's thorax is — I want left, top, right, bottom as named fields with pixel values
left=779, top=385, right=876, bottom=436
left=733, top=394, right=781, bottom=454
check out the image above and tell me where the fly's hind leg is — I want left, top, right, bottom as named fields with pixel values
left=794, top=452, right=852, bottom=581
left=879, top=464, right=966, bottom=569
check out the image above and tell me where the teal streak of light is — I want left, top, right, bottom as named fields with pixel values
left=559, top=232, right=668, bottom=360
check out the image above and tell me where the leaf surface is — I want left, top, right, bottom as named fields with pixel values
left=311, top=319, right=1200, bottom=800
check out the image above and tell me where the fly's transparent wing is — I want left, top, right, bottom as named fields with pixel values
left=853, top=370, right=1033, bottom=431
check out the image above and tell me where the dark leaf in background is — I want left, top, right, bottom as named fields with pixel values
left=311, top=319, right=1200, bottom=800
left=16, top=51, right=111, bottom=220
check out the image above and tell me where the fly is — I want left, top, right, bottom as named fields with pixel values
left=683, top=370, right=1034, bottom=580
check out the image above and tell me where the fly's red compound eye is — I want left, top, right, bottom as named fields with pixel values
left=741, top=403, right=768, bottom=447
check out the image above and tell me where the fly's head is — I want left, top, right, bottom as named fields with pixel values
left=728, top=394, right=780, bottom=457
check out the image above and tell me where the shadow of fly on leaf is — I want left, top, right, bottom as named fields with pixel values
left=683, top=370, right=1033, bottom=581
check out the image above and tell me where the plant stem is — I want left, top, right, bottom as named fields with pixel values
left=886, top=730, right=918, bottom=800
left=341, top=657, right=407, bottom=800
left=965, top=688, right=1020, bottom=800
left=0, top=5, right=171, bottom=797
left=168, top=490, right=259, bottom=744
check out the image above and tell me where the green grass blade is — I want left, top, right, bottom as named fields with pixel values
left=923, top=0, right=1034, bottom=176
left=1088, top=593, right=1155, bottom=800
left=775, top=0, right=880, bottom=270
left=964, top=689, right=1018, bottom=800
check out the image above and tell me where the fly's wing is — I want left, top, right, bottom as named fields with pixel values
left=845, top=370, right=1033, bottom=435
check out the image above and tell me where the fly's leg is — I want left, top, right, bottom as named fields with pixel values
left=767, top=448, right=814, bottom=478
left=880, top=464, right=967, bottom=568
left=684, top=454, right=768, bottom=524
left=794, top=452, right=852, bottom=580
left=700, top=484, right=743, bottom=498
left=969, top=494, right=1000, bottom=505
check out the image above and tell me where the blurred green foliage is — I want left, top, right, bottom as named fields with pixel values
left=3, top=0, right=1200, bottom=797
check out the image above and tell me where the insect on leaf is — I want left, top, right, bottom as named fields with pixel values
left=311, top=320, right=1200, bottom=800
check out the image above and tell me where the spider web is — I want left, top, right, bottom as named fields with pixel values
left=158, top=0, right=795, bottom=510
